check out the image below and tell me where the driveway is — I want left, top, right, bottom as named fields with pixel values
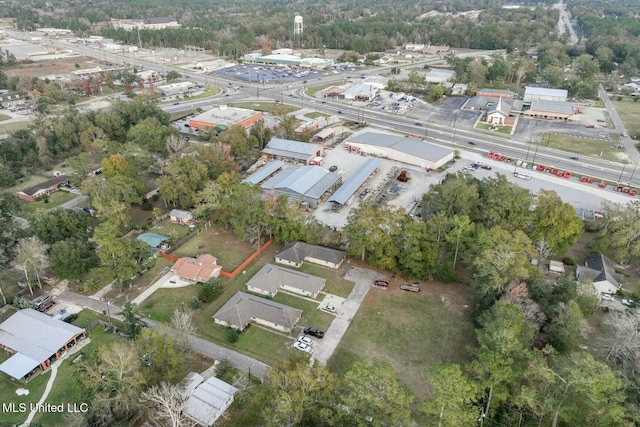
left=312, top=265, right=377, bottom=365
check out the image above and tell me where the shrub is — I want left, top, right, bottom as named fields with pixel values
left=215, top=359, right=233, bottom=378
left=562, top=257, right=575, bottom=266
left=198, top=278, right=223, bottom=303
left=189, top=297, right=203, bottom=309
left=12, top=296, right=34, bottom=309
left=142, top=201, right=152, bottom=210
left=64, top=313, right=78, bottom=323
left=152, top=194, right=160, bottom=201
left=226, top=328, right=240, bottom=343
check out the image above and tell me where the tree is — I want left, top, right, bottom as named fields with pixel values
left=165, top=134, right=187, bottom=159
left=127, top=116, right=173, bottom=153
left=171, top=308, right=196, bottom=347
left=591, top=200, right=640, bottom=263
left=341, top=356, right=414, bottom=427
left=136, top=329, right=185, bottom=385
left=157, top=156, right=209, bottom=208
left=423, top=363, right=478, bottom=427
left=117, top=302, right=147, bottom=339
left=445, top=214, right=474, bottom=270
left=261, top=358, right=340, bottom=427
left=78, top=341, right=146, bottom=424
left=14, top=236, right=50, bottom=296
left=50, top=239, right=99, bottom=280
left=249, top=119, right=273, bottom=149
left=165, top=71, right=181, bottom=81
left=197, top=277, right=223, bottom=303
left=604, top=309, right=640, bottom=374
left=101, top=153, right=131, bottom=178
left=546, top=300, right=588, bottom=353
left=31, top=209, right=95, bottom=245
left=531, top=190, right=583, bottom=254
left=141, top=382, right=190, bottom=427
left=93, top=222, right=151, bottom=287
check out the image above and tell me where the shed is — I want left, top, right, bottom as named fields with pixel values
left=549, top=260, right=565, bottom=274
left=181, top=372, right=238, bottom=426
left=169, top=209, right=194, bottom=225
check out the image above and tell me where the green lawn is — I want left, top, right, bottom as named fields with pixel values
left=304, top=112, right=326, bottom=119
left=0, top=121, right=31, bottom=134
left=297, top=263, right=355, bottom=299
left=231, top=102, right=296, bottom=116
left=170, top=109, right=199, bottom=121
left=543, top=132, right=624, bottom=163
left=0, top=113, right=11, bottom=121
left=328, top=282, right=476, bottom=405
left=271, top=292, right=334, bottom=331
left=306, top=83, right=336, bottom=98
left=612, top=98, right=640, bottom=138
left=476, top=122, right=513, bottom=134
left=0, top=368, right=51, bottom=425
left=16, top=191, right=78, bottom=218
left=139, top=286, right=199, bottom=323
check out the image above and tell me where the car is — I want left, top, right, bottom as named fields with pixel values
left=586, top=124, right=595, bottom=128
left=415, top=122, right=422, bottom=126
left=329, top=165, right=338, bottom=172
left=322, top=305, right=336, bottom=313
left=321, top=100, right=326, bottom=104
left=303, top=327, right=325, bottom=339
left=173, top=102, right=179, bottom=105
left=373, top=280, right=389, bottom=288
left=297, top=336, right=313, bottom=346
left=620, top=132, right=628, bottom=137
left=468, top=141, right=476, bottom=145
left=602, top=294, right=615, bottom=301
left=337, top=110, right=342, bottom=114
left=224, top=93, right=230, bottom=97
left=481, top=165, right=492, bottom=170
left=184, top=123, right=190, bottom=127
left=359, top=191, right=367, bottom=199
left=597, top=119, right=605, bottom=123
left=569, top=156, right=579, bottom=160
left=294, top=341, right=312, bottom=353
left=622, top=299, right=635, bottom=307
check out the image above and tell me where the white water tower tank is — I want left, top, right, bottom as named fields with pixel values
left=294, top=15, right=304, bottom=36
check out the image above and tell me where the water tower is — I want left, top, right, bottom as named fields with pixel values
left=293, top=15, right=304, bottom=37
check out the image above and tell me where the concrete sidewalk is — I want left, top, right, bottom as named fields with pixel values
left=57, top=290, right=268, bottom=378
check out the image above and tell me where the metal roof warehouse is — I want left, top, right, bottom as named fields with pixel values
left=328, top=158, right=381, bottom=205
left=260, top=165, right=342, bottom=208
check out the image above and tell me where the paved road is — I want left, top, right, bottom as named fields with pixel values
left=312, top=266, right=375, bottom=365
left=57, top=290, right=268, bottom=378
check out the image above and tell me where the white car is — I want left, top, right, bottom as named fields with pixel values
left=322, top=305, right=337, bottom=313
left=602, top=294, right=615, bottom=301
left=297, top=336, right=313, bottom=346
left=622, top=299, right=634, bottom=306
left=294, top=341, right=311, bottom=353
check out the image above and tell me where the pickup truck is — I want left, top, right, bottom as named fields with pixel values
left=399, top=282, right=420, bottom=292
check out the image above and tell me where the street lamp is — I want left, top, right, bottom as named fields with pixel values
left=451, top=112, right=458, bottom=146
left=618, top=162, right=628, bottom=184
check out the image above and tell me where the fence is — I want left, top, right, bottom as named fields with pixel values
left=219, top=238, right=274, bottom=279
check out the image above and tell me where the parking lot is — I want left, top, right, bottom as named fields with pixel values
left=210, top=63, right=364, bottom=85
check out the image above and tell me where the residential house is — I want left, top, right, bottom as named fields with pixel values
left=169, top=209, right=194, bottom=225
left=213, top=291, right=302, bottom=332
left=17, top=176, right=68, bottom=201
left=245, top=263, right=326, bottom=298
left=275, top=241, right=346, bottom=269
left=576, top=253, right=624, bottom=295
left=172, top=254, right=221, bottom=283
left=0, top=309, right=86, bottom=382
left=0, top=91, right=25, bottom=109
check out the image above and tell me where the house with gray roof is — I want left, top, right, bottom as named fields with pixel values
left=345, top=131, right=454, bottom=170
left=0, top=309, right=86, bottom=382
left=213, top=291, right=302, bottom=332
left=246, top=263, right=326, bottom=298
left=260, top=165, right=342, bottom=208
left=262, top=138, right=323, bottom=165
left=169, top=209, right=194, bottom=225
left=242, top=160, right=284, bottom=185
left=576, top=253, right=624, bottom=295
left=523, top=86, right=568, bottom=103
left=182, top=372, right=238, bottom=426
left=276, top=241, right=347, bottom=269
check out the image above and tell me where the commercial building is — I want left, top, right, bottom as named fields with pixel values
left=342, top=83, right=380, bottom=101
left=262, top=138, right=323, bottom=165
left=157, top=81, right=196, bottom=96
left=523, top=100, right=578, bottom=121
left=344, top=131, right=454, bottom=170
left=260, top=164, right=342, bottom=208
left=423, top=69, right=455, bottom=83
left=327, top=158, right=381, bottom=206
left=476, top=88, right=518, bottom=99
left=189, top=105, right=262, bottom=131
left=0, top=309, right=86, bottom=382
left=242, top=53, right=334, bottom=68
left=523, top=87, right=568, bottom=104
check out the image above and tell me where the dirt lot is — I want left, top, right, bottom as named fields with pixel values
left=2, top=56, right=102, bottom=78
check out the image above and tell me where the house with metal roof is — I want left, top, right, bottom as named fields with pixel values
left=523, top=87, right=568, bottom=103
left=136, top=232, right=169, bottom=249
left=524, top=100, right=578, bottom=121
left=344, top=131, right=454, bottom=170
left=328, top=158, right=381, bottom=206
left=0, top=309, right=86, bottom=382
left=213, top=291, right=302, bottom=332
left=262, top=138, right=323, bottom=165
left=242, top=160, right=285, bottom=185
left=169, top=209, right=194, bottom=225
left=182, top=372, right=238, bottom=426
left=246, top=263, right=326, bottom=298
left=576, top=254, right=624, bottom=295
left=275, top=241, right=346, bottom=269
left=260, top=165, right=342, bottom=208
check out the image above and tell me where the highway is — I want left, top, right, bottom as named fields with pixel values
left=8, top=29, right=638, bottom=188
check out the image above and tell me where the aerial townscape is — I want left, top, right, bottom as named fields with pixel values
left=1, top=0, right=640, bottom=425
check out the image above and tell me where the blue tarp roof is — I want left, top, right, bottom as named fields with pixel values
left=328, top=158, right=381, bottom=205
left=136, top=232, right=169, bottom=248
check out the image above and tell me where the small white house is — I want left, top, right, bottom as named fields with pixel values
left=576, top=253, right=624, bottom=295
left=182, top=372, right=238, bottom=426
left=169, top=209, right=194, bottom=225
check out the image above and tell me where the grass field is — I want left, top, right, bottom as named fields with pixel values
left=304, top=112, right=326, bottom=119
left=171, top=226, right=258, bottom=268
left=476, top=122, right=513, bottom=134
left=612, top=99, right=640, bottom=138
left=328, top=280, right=476, bottom=419
left=231, top=102, right=296, bottom=116
left=543, top=133, right=625, bottom=163
left=0, top=113, right=11, bottom=121
left=0, top=121, right=31, bottom=134
left=306, top=83, right=335, bottom=97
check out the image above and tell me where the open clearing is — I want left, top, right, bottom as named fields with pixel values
left=544, top=132, right=623, bottom=162
left=612, top=99, right=640, bottom=137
